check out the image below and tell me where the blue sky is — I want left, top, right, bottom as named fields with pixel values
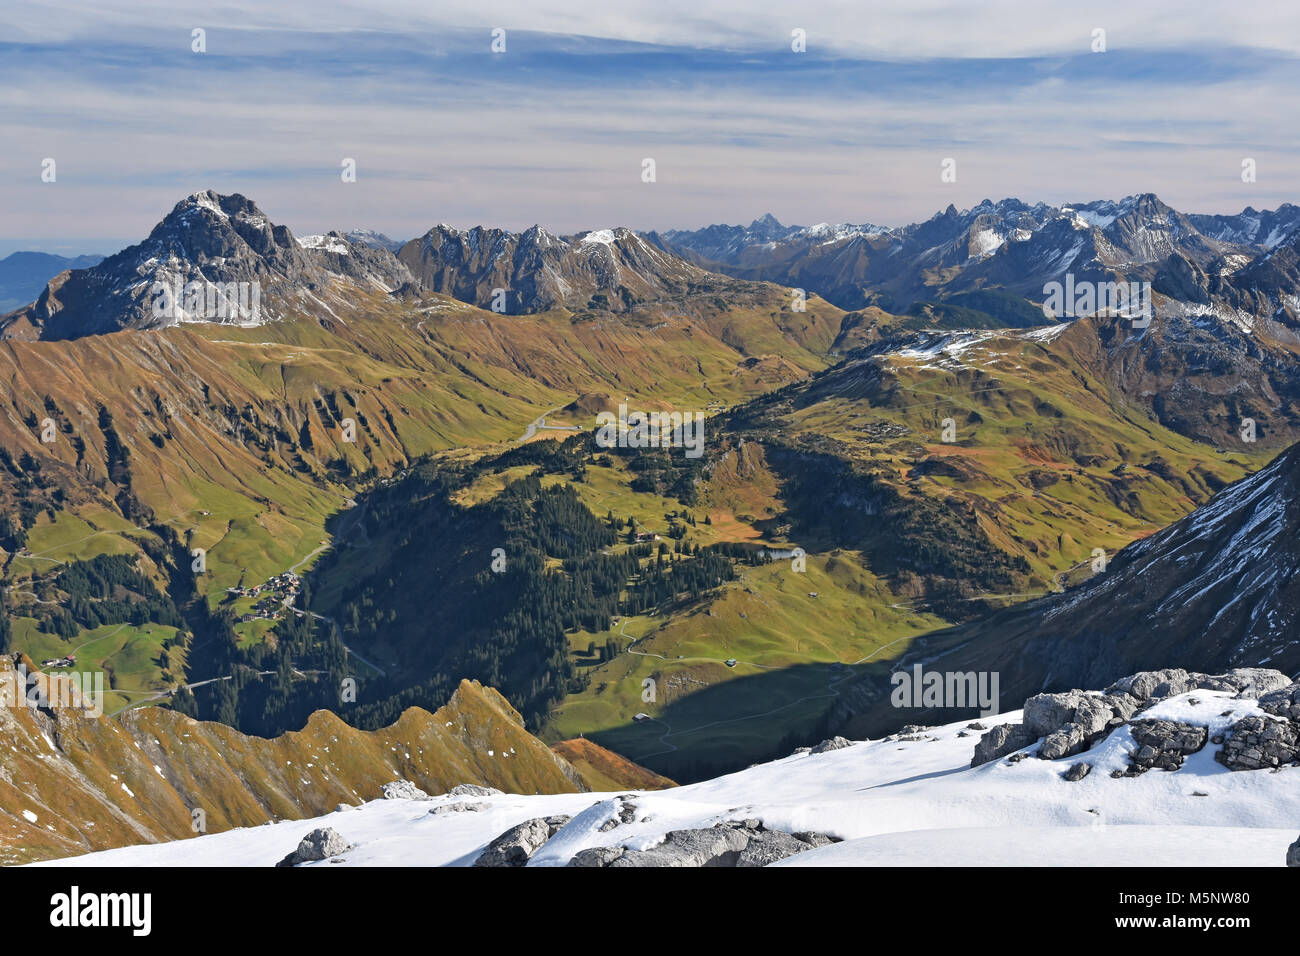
left=2, top=0, right=1298, bottom=250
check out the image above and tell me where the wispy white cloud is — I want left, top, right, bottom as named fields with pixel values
left=1, top=1, right=1297, bottom=245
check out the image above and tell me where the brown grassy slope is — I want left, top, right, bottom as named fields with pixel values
left=0, top=284, right=842, bottom=572
left=0, top=664, right=587, bottom=865
left=549, top=738, right=677, bottom=791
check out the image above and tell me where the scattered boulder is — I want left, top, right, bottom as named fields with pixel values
left=736, top=829, right=821, bottom=867
left=474, top=815, right=572, bottom=867
left=1038, top=722, right=1086, bottom=761
left=1288, top=836, right=1300, bottom=868
left=1025, top=690, right=1137, bottom=743
left=1191, top=668, right=1293, bottom=698
left=971, top=723, right=1036, bottom=767
left=1063, top=762, right=1091, bottom=782
left=1023, top=691, right=1089, bottom=738
left=1258, top=683, right=1300, bottom=722
left=597, top=797, right=639, bottom=831
left=1215, top=715, right=1300, bottom=771
left=381, top=780, right=428, bottom=800
left=569, top=821, right=840, bottom=868
left=810, top=736, right=852, bottom=754
left=568, top=845, right=625, bottom=867
left=430, top=801, right=491, bottom=815
left=445, top=784, right=503, bottom=798
left=1126, top=720, right=1208, bottom=772
left=609, top=824, right=750, bottom=867
left=275, top=827, right=352, bottom=867
left=793, top=831, right=838, bottom=848
left=1105, top=668, right=1194, bottom=702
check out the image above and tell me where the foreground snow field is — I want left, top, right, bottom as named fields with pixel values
left=35, top=688, right=1300, bottom=867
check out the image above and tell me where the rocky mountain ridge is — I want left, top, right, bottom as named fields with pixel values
left=0, top=666, right=667, bottom=865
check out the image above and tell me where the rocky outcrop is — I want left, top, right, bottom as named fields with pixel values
left=1258, top=682, right=1300, bottom=722
left=568, top=845, right=628, bottom=867
left=1104, top=669, right=1195, bottom=702
left=810, top=736, right=853, bottom=754
left=381, top=780, right=429, bottom=800
left=1215, top=716, right=1300, bottom=770
left=275, top=828, right=352, bottom=867
left=1038, top=722, right=1087, bottom=761
left=430, top=801, right=491, bottom=815
left=973, top=667, right=1300, bottom=775
left=566, top=820, right=840, bottom=868
left=1125, top=720, right=1208, bottom=772
left=1288, top=835, right=1300, bottom=867
left=474, top=815, right=573, bottom=867
left=971, top=723, right=1037, bottom=766
left=444, top=784, right=503, bottom=798
left=975, top=687, right=1140, bottom=766
left=1192, top=669, right=1295, bottom=698
left=597, top=796, right=640, bottom=831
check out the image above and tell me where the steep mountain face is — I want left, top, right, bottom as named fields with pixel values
left=0, top=192, right=412, bottom=341
left=1050, top=310, right=1300, bottom=447
left=0, top=251, right=103, bottom=313
left=295, top=230, right=414, bottom=289
left=396, top=223, right=738, bottom=315
left=831, top=441, right=1300, bottom=738
left=1188, top=203, right=1300, bottom=248
left=0, top=668, right=665, bottom=864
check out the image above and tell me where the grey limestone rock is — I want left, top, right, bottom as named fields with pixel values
left=275, top=827, right=352, bottom=867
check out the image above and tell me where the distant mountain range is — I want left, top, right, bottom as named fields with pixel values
left=0, top=191, right=786, bottom=339
left=652, top=195, right=1300, bottom=319
left=9, top=190, right=1300, bottom=340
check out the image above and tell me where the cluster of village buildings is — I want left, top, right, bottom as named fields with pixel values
left=227, top=571, right=302, bottom=623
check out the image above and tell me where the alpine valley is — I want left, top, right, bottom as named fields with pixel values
left=3, top=190, right=1298, bottom=863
